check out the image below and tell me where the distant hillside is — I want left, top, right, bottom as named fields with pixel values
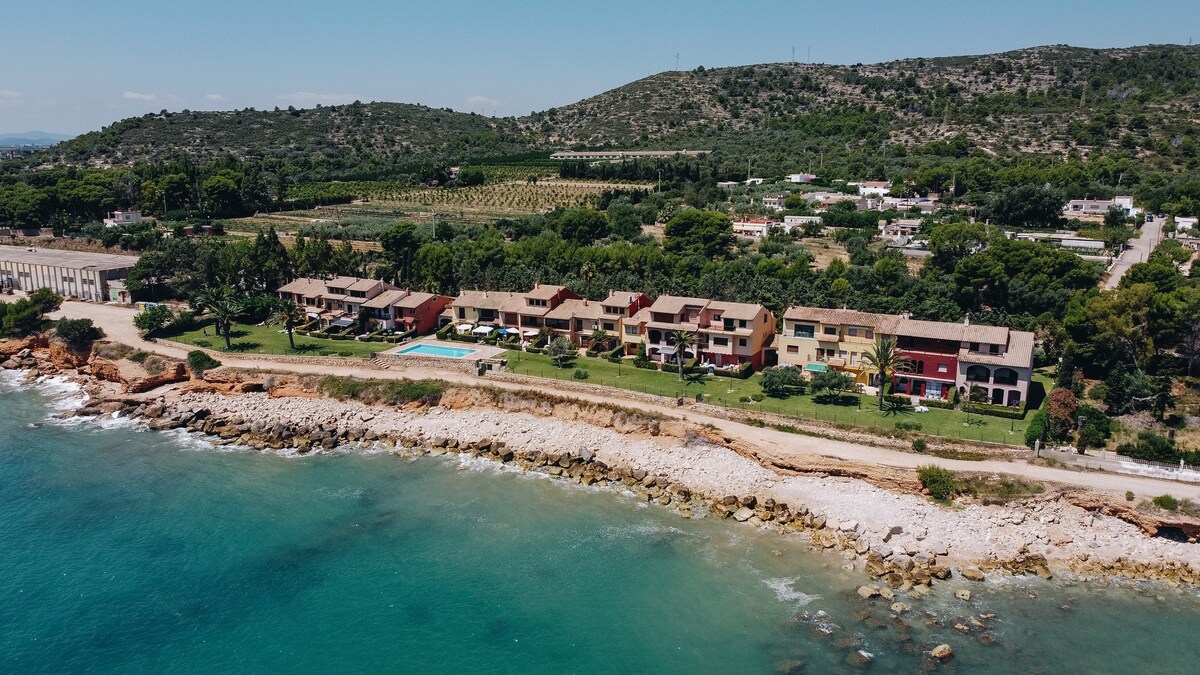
left=0, top=131, right=73, bottom=146
left=30, top=44, right=1200, bottom=171
left=39, top=102, right=535, bottom=167
left=527, top=44, right=1200, bottom=167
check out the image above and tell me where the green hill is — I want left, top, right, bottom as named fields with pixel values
left=30, top=44, right=1200, bottom=172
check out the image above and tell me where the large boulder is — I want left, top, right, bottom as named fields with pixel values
left=960, top=567, right=986, bottom=582
left=930, top=644, right=954, bottom=661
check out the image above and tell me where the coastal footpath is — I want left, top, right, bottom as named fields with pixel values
left=4, top=331, right=1200, bottom=595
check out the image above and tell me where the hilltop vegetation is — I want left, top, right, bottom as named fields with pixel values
left=15, top=44, right=1200, bottom=178
left=533, top=44, right=1200, bottom=174
left=37, top=102, right=533, bottom=172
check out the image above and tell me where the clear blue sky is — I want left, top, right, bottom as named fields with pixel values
left=0, top=0, right=1193, bottom=135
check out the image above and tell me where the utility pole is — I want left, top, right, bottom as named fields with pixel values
left=675, top=52, right=680, bottom=71
left=791, top=45, right=796, bottom=64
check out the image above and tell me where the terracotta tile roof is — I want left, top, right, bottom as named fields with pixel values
left=648, top=294, right=711, bottom=314
left=524, top=284, right=569, bottom=301
left=783, top=306, right=897, bottom=330
left=602, top=290, right=644, bottom=307
left=959, top=330, right=1035, bottom=369
left=393, top=291, right=446, bottom=309
left=453, top=290, right=519, bottom=311
left=544, top=298, right=603, bottom=321
left=278, top=278, right=327, bottom=297
left=361, top=289, right=409, bottom=309
left=347, top=278, right=382, bottom=293
left=707, top=300, right=768, bottom=321
left=322, top=276, right=361, bottom=291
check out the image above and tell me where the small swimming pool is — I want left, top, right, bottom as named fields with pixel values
left=397, top=343, right=479, bottom=359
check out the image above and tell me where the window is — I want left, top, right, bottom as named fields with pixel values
left=739, top=338, right=748, bottom=347
left=786, top=345, right=799, bottom=353
left=625, top=326, right=638, bottom=336
left=793, top=324, right=815, bottom=338
left=457, top=308, right=465, bottom=319
left=739, top=319, right=748, bottom=328
left=839, top=350, right=847, bottom=358
left=969, top=342, right=979, bottom=352
left=823, top=326, right=838, bottom=336
left=62, top=276, right=74, bottom=283
left=602, top=322, right=615, bottom=331
left=712, top=314, right=722, bottom=322
left=989, top=344, right=1000, bottom=354
left=713, top=337, right=728, bottom=346
left=866, top=330, right=874, bottom=339
left=937, top=364, right=948, bottom=373
left=848, top=328, right=858, bottom=337
left=723, top=319, right=735, bottom=331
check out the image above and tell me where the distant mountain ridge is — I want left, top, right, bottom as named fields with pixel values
left=0, top=131, right=73, bottom=146
left=29, top=43, right=1200, bottom=170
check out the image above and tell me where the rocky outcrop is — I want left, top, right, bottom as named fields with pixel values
left=48, top=340, right=89, bottom=369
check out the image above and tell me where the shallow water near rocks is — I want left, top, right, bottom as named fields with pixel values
left=2, top=375, right=1199, bottom=673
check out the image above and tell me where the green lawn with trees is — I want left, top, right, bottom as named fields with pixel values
left=504, top=349, right=1044, bottom=446
left=163, top=319, right=380, bottom=358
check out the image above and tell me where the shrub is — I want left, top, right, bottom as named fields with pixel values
left=129, top=350, right=149, bottom=363
left=967, top=402, right=1027, bottom=419
left=917, top=464, right=956, bottom=501
left=912, top=438, right=927, bottom=452
left=750, top=393, right=764, bottom=402
left=1153, top=494, right=1180, bottom=512
left=186, top=350, right=221, bottom=376
left=572, top=368, right=590, bottom=380
left=133, top=304, right=174, bottom=335
left=193, top=339, right=211, bottom=348
left=1125, top=490, right=1135, bottom=502
left=1088, top=383, right=1108, bottom=402
left=337, top=351, right=354, bottom=357
left=738, top=395, right=752, bottom=403
left=55, top=317, right=104, bottom=350
left=760, top=366, right=805, bottom=398
left=895, top=420, right=922, bottom=431
left=142, top=356, right=167, bottom=376
left=547, top=336, right=577, bottom=368
left=1024, top=407, right=1049, bottom=448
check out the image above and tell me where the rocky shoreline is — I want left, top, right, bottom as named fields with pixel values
left=5, top=337, right=1200, bottom=596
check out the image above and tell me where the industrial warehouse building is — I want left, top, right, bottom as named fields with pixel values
left=0, top=245, right=138, bottom=302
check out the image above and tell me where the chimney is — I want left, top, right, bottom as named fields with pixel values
left=963, top=312, right=971, bottom=327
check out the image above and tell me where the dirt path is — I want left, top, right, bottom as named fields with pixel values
left=51, top=301, right=1200, bottom=501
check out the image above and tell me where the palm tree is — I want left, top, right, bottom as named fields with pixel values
left=208, top=298, right=244, bottom=350
left=861, top=337, right=910, bottom=410
left=669, top=330, right=696, bottom=381
left=269, top=300, right=308, bottom=350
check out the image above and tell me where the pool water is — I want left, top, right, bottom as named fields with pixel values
left=397, top=343, right=478, bottom=359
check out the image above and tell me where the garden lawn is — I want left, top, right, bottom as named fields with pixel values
left=504, top=350, right=1033, bottom=446
left=165, top=319, right=379, bottom=358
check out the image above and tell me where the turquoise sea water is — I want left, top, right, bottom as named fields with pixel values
left=2, top=373, right=1200, bottom=674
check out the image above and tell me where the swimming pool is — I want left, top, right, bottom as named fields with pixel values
left=396, top=344, right=479, bottom=359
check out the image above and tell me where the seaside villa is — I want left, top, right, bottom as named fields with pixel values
left=544, top=290, right=650, bottom=347
left=443, top=284, right=580, bottom=339
left=779, top=307, right=1035, bottom=406
left=276, top=277, right=451, bottom=333
left=622, top=295, right=776, bottom=370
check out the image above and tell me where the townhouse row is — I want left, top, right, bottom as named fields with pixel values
left=777, top=307, right=1035, bottom=407
left=277, top=277, right=1035, bottom=405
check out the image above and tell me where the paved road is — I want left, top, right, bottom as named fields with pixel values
left=49, top=301, right=1200, bottom=501
left=1103, top=216, right=1164, bottom=290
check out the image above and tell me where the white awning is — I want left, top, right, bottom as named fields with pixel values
left=330, top=318, right=354, bottom=328
left=523, top=329, right=539, bottom=337
left=456, top=323, right=474, bottom=332
left=472, top=326, right=494, bottom=335
left=306, top=312, right=320, bottom=319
